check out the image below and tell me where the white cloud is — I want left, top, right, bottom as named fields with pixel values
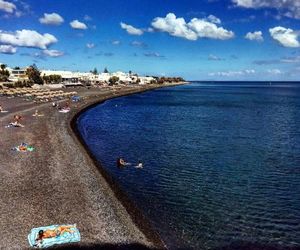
left=267, top=69, right=282, bottom=74
left=70, top=20, right=87, bottom=30
left=0, top=0, right=16, bottom=13
left=131, top=41, right=147, bottom=48
left=39, top=13, right=64, bottom=25
left=151, top=13, right=197, bottom=40
left=280, top=55, right=300, bottom=63
left=0, top=29, right=57, bottom=49
left=232, top=0, right=300, bottom=19
left=0, top=44, right=16, bottom=54
left=245, top=31, right=263, bottom=41
left=233, top=0, right=255, bottom=8
left=209, top=69, right=255, bottom=77
left=43, top=49, right=64, bottom=57
left=269, top=26, right=300, bottom=47
left=84, top=15, right=92, bottom=21
left=111, top=40, right=121, bottom=45
left=120, top=22, right=143, bottom=35
left=147, top=27, right=154, bottom=32
left=151, top=13, right=234, bottom=41
left=207, top=15, right=221, bottom=24
left=86, top=43, right=95, bottom=49
left=189, top=18, right=234, bottom=40
left=208, top=54, right=223, bottom=60
left=144, top=52, right=164, bottom=58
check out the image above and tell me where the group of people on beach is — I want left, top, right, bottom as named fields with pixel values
left=117, top=158, right=143, bottom=169
left=1, top=96, right=80, bottom=248
left=7, top=112, right=44, bottom=127
left=2, top=99, right=73, bottom=130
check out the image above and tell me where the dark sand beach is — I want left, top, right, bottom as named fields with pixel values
left=0, top=83, right=184, bottom=249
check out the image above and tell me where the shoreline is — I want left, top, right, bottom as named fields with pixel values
left=70, top=82, right=188, bottom=249
left=0, top=82, right=187, bottom=249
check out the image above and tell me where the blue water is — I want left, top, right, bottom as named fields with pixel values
left=77, top=82, right=300, bottom=249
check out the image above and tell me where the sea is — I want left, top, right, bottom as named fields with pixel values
left=77, top=82, right=300, bottom=250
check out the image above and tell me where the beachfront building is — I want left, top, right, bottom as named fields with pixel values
left=112, top=71, right=133, bottom=84
left=8, top=67, right=29, bottom=82
left=139, top=76, right=156, bottom=85
left=41, top=69, right=102, bottom=85
left=41, top=70, right=80, bottom=83
left=1, top=63, right=159, bottom=87
left=41, top=69, right=153, bottom=85
left=97, top=73, right=110, bottom=83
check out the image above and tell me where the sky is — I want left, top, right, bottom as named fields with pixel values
left=0, top=0, right=300, bottom=80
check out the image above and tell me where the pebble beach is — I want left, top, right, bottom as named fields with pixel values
left=0, top=83, right=184, bottom=249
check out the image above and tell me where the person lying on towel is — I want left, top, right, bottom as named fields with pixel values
left=35, top=225, right=75, bottom=243
left=10, top=114, right=24, bottom=127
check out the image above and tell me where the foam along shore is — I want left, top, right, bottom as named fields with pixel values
left=0, top=82, right=186, bottom=249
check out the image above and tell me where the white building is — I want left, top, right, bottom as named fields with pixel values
left=41, top=70, right=85, bottom=83
left=4, top=64, right=157, bottom=85
left=139, top=76, right=156, bottom=85
left=8, top=67, right=29, bottom=82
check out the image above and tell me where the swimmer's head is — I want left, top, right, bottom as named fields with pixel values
left=38, top=230, right=44, bottom=236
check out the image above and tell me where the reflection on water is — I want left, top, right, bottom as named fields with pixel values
left=77, top=83, right=300, bottom=249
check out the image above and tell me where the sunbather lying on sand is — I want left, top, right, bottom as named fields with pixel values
left=6, top=115, right=24, bottom=127
left=32, top=110, right=44, bottom=117
left=64, top=101, right=70, bottom=109
left=35, top=225, right=75, bottom=241
left=14, top=114, right=22, bottom=122
left=0, top=105, right=8, bottom=113
left=14, top=115, right=24, bottom=126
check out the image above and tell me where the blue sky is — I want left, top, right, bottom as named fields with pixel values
left=0, top=0, right=300, bottom=80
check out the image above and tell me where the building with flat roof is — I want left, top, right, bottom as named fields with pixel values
left=8, top=68, right=29, bottom=82
left=3, top=64, right=157, bottom=85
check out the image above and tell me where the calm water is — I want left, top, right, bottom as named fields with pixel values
left=77, top=82, right=300, bottom=249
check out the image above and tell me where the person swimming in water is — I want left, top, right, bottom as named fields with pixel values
left=135, top=161, right=143, bottom=169
left=117, top=158, right=126, bottom=168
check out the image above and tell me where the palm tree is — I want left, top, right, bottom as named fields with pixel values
left=0, top=64, right=6, bottom=72
left=0, top=64, right=9, bottom=82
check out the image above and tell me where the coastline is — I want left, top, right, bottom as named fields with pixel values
left=0, top=82, right=187, bottom=249
left=71, top=82, right=189, bottom=249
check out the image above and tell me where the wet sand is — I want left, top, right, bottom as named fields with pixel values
left=0, top=83, right=185, bottom=249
